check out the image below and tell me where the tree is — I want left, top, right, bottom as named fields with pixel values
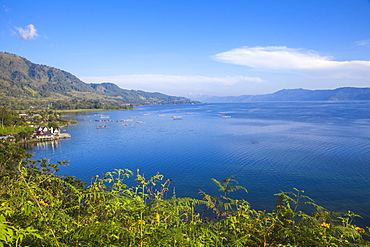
left=0, top=141, right=32, bottom=177
left=0, top=106, right=12, bottom=128
left=47, top=122, right=59, bottom=130
left=17, top=131, right=32, bottom=141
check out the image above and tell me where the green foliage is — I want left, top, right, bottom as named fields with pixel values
left=0, top=106, right=26, bottom=128
left=0, top=143, right=369, bottom=246
left=211, top=175, right=248, bottom=196
left=0, top=126, right=33, bottom=136
left=51, top=99, right=134, bottom=111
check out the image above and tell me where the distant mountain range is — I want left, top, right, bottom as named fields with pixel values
left=1, top=52, right=369, bottom=109
left=199, top=87, right=370, bottom=103
left=0, top=52, right=197, bottom=109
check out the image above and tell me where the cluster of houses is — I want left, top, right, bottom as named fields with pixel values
left=34, top=126, right=60, bottom=140
left=18, top=113, right=63, bottom=140
left=18, top=113, right=42, bottom=120
left=1, top=113, right=70, bottom=141
left=0, top=125, right=61, bottom=141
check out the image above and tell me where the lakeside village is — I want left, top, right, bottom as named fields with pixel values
left=0, top=107, right=234, bottom=140
left=0, top=110, right=71, bottom=142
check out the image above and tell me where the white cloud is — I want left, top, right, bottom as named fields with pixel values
left=82, top=74, right=262, bottom=85
left=354, top=39, right=370, bottom=47
left=81, top=74, right=263, bottom=96
left=16, top=24, right=38, bottom=40
left=213, top=46, right=370, bottom=79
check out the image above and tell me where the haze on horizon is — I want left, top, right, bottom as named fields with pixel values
left=1, top=0, right=369, bottom=98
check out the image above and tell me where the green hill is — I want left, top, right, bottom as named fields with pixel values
left=0, top=52, right=197, bottom=109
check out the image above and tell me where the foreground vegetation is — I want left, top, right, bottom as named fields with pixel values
left=0, top=142, right=369, bottom=246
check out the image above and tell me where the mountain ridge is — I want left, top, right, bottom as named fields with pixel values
left=199, top=87, right=370, bottom=103
left=0, top=52, right=197, bottom=109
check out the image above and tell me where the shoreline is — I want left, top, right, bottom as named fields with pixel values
left=33, top=132, right=71, bottom=141
left=59, top=108, right=133, bottom=113
left=20, top=133, right=71, bottom=143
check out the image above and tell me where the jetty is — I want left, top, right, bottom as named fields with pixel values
left=58, top=133, right=71, bottom=139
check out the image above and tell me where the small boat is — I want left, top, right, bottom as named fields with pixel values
left=96, top=126, right=109, bottom=129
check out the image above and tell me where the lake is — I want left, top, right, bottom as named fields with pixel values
left=29, top=101, right=370, bottom=226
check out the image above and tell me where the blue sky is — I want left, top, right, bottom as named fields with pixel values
left=1, top=0, right=370, bottom=98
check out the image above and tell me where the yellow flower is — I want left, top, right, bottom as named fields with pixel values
left=355, top=227, right=365, bottom=233
left=137, top=220, right=146, bottom=225
left=320, top=223, right=330, bottom=228
left=155, top=213, right=160, bottom=224
left=39, top=200, right=49, bottom=206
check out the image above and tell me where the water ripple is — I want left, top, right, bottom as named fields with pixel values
left=31, top=102, right=370, bottom=226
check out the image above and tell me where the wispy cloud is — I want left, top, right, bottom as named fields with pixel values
left=16, top=24, right=38, bottom=40
left=354, top=39, right=370, bottom=47
left=2, top=4, right=11, bottom=12
left=213, top=46, right=370, bottom=79
left=81, top=74, right=263, bottom=95
left=82, top=74, right=262, bottom=85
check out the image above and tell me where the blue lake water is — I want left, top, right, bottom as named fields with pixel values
left=30, top=102, right=370, bottom=226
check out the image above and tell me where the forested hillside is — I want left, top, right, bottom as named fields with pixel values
left=0, top=52, right=197, bottom=109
